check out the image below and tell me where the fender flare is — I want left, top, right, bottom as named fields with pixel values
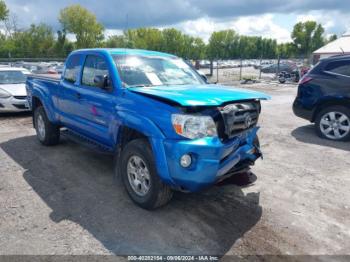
left=114, top=110, right=176, bottom=186
left=31, top=89, right=57, bottom=123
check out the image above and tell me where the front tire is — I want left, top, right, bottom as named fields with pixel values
left=34, top=106, right=60, bottom=146
left=315, top=106, right=350, bottom=141
left=278, top=77, right=286, bottom=84
left=120, top=139, right=173, bottom=210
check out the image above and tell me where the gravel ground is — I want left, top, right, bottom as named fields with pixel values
left=0, top=83, right=349, bottom=257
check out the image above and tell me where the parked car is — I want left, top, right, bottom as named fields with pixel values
left=54, top=65, right=64, bottom=74
left=293, top=55, right=350, bottom=141
left=0, top=67, right=31, bottom=112
left=278, top=69, right=300, bottom=83
left=31, top=65, right=51, bottom=74
left=261, top=62, right=296, bottom=74
left=26, top=48, right=269, bottom=209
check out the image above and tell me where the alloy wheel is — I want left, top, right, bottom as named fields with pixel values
left=319, top=111, right=350, bottom=140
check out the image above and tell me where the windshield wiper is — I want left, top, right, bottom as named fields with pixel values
left=128, top=84, right=154, bottom=88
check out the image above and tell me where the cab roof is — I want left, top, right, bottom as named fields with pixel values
left=71, top=48, right=176, bottom=58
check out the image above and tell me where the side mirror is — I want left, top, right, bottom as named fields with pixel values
left=94, top=75, right=111, bottom=91
left=201, top=74, right=209, bottom=83
left=197, top=70, right=209, bottom=84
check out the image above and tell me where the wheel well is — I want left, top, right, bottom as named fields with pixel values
left=118, top=126, right=149, bottom=151
left=31, top=97, right=43, bottom=127
left=114, top=126, right=150, bottom=169
left=32, top=96, right=43, bottom=111
left=312, top=99, right=350, bottom=121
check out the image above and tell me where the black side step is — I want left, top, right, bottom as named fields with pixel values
left=61, top=129, right=114, bottom=155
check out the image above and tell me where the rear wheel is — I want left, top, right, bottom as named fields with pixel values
left=34, top=106, right=60, bottom=145
left=120, top=139, right=173, bottom=210
left=315, top=106, right=350, bottom=141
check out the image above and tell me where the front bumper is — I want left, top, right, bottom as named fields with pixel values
left=162, top=127, right=261, bottom=192
left=0, top=97, right=30, bottom=112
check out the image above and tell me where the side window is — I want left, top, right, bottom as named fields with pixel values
left=64, top=55, right=81, bottom=83
left=82, top=55, right=110, bottom=88
left=325, top=60, right=350, bottom=77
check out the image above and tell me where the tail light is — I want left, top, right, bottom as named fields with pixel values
left=299, top=75, right=312, bottom=85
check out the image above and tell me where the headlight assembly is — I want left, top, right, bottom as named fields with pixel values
left=0, top=88, right=11, bottom=98
left=171, top=114, right=217, bottom=139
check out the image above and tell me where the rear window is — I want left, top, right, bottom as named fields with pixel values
left=63, top=55, right=81, bottom=83
left=325, top=60, right=350, bottom=77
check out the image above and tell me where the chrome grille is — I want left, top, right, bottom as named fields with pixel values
left=219, top=102, right=259, bottom=138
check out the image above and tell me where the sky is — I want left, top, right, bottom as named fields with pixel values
left=5, top=0, right=350, bottom=43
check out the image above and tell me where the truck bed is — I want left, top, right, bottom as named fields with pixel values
left=28, top=74, right=61, bottom=82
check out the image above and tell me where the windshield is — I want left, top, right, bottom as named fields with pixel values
left=113, top=55, right=205, bottom=88
left=0, top=71, right=27, bottom=84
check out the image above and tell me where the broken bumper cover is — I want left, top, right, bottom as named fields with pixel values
left=162, top=127, right=261, bottom=192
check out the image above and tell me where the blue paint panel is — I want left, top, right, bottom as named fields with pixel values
left=130, top=84, right=270, bottom=106
left=26, top=48, right=269, bottom=192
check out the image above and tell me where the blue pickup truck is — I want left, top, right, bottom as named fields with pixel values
left=26, top=48, right=269, bottom=209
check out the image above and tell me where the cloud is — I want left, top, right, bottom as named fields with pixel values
left=4, top=0, right=350, bottom=43
left=296, top=10, right=350, bottom=36
left=6, top=0, right=350, bottom=29
left=175, top=15, right=291, bottom=43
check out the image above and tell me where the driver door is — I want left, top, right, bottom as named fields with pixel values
left=75, top=54, right=116, bottom=146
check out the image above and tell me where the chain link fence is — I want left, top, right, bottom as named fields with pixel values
left=198, top=58, right=309, bottom=85
left=0, top=57, right=309, bottom=85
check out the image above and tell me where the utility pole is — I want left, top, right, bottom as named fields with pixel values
left=216, top=59, right=219, bottom=83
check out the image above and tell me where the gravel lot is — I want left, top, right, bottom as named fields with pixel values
left=0, top=83, right=349, bottom=257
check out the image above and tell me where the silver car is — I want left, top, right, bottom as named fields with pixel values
left=0, top=67, right=31, bottom=112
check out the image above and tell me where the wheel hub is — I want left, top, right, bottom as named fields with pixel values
left=320, top=111, right=350, bottom=140
left=127, top=155, right=151, bottom=197
left=37, top=114, right=45, bottom=139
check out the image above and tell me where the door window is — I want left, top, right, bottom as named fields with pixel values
left=63, top=55, right=81, bottom=83
left=82, top=55, right=111, bottom=88
left=325, top=60, right=350, bottom=77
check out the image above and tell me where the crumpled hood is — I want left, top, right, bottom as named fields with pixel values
left=130, top=84, right=270, bottom=106
left=0, top=83, right=27, bottom=96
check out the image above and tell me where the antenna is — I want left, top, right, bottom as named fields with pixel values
left=121, top=13, right=129, bottom=88
left=340, top=47, right=345, bottom=55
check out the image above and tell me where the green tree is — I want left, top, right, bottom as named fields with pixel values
left=0, top=0, right=8, bottom=21
left=13, top=24, right=55, bottom=57
left=291, top=21, right=325, bottom=57
left=327, top=34, right=337, bottom=43
left=160, top=28, right=184, bottom=56
left=277, top=43, right=296, bottom=58
left=54, top=29, right=73, bottom=57
left=58, top=4, right=104, bottom=48
left=104, top=35, right=128, bottom=48
left=185, top=36, right=206, bottom=60
left=207, top=30, right=239, bottom=60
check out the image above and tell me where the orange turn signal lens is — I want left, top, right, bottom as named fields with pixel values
left=173, top=124, right=183, bottom=135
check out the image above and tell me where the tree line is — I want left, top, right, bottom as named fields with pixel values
left=0, top=1, right=338, bottom=60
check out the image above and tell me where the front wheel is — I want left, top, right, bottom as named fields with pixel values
left=315, top=106, right=350, bottom=141
left=120, top=139, right=173, bottom=210
left=34, top=106, right=60, bottom=146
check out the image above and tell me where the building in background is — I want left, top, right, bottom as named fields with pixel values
left=313, top=30, right=350, bottom=63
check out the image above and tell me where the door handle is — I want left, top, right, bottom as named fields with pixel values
left=76, top=92, right=82, bottom=99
